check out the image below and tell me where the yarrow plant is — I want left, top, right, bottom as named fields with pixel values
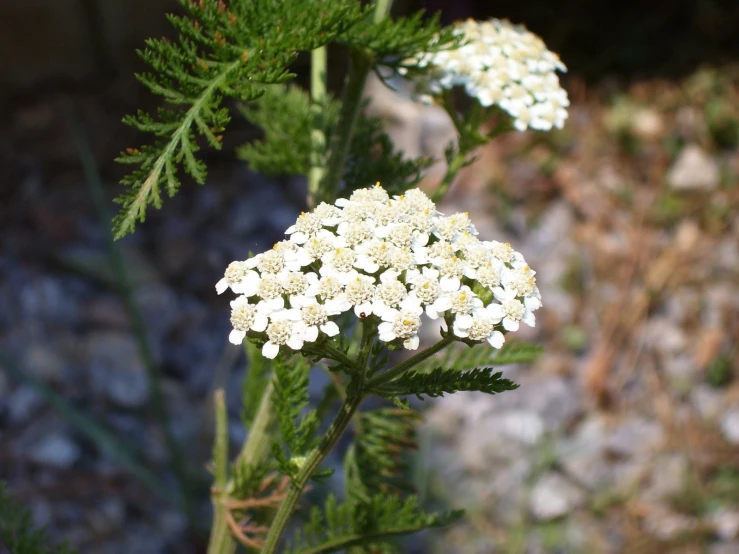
left=219, top=184, right=541, bottom=361
left=401, top=18, right=569, bottom=131
left=111, top=1, right=566, bottom=553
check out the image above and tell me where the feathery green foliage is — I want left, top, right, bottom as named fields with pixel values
left=340, top=11, right=459, bottom=64
left=114, top=0, right=368, bottom=239
left=343, top=111, right=432, bottom=195
left=230, top=456, right=273, bottom=502
left=285, top=494, right=462, bottom=554
left=272, top=355, right=319, bottom=476
left=374, top=367, right=519, bottom=400
left=346, top=408, right=421, bottom=502
left=0, top=483, right=76, bottom=554
left=237, top=86, right=428, bottom=194
left=413, top=340, right=544, bottom=375
left=237, top=85, right=339, bottom=176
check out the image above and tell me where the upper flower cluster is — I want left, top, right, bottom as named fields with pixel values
left=401, top=18, right=569, bottom=132
left=218, top=184, right=541, bottom=359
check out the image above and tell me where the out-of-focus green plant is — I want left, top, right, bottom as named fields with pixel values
left=0, top=483, right=76, bottom=554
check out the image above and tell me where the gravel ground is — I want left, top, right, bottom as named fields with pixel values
left=1, top=68, right=739, bottom=553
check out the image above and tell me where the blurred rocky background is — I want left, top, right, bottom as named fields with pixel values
left=1, top=1, right=739, bottom=553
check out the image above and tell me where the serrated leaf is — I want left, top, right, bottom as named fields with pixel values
left=286, top=494, right=462, bottom=554
left=373, top=367, right=519, bottom=400
left=413, top=341, right=544, bottom=375
left=114, top=0, right=369, bottom=238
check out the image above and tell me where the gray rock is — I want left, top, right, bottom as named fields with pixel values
left=28, top=432, right=80, bottom=469
left=667, top=144, right=719, bottom=191
left=158, top=509, right=188, bottom=539
left=710, top=509, right=739, bottom=541
left=720, top=409, right=739, bottom=444
left=87, top=331, right=150, bottom=408
left=496, top=410, right=545, bottom=446
left=529, top=472, right=585, bottom=521
left=691, top=384, right=726, bottom=421
left=643, top=318, right=686, bottom=355
left=88, top=498, right=126, bottom=534
left=557, top=418, right=610, bottom=490
left=22, top=341, right=66, bottom=383
left=642, top=454, right=688, bottom=502
left=643, top=506, right=697, bottom=541
left=8, top=385, right=44, bottom=424
left=711, top=542, right=739, bottom=554
left=605, top=417, right=664, bottom=457
left=509, top=376, right=582, bottom=433
left=134, top=283, right=179, bottom=343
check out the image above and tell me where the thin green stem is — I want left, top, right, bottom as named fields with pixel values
left=431, top=149, right=470, bottom=203
left=316, top=0, right=394, bottom=202
left=207, top=390, right=232, bottom=554
left=208, top=374, right=276, bottom=554
left=234, top=379, right=276, bottom=472
left=305, top=341, right=361, bottom=372
left=66, top=108, right=193, bottom=521
left=431, top=99, right=472, bottom=203
left=364, top=335, right=455, bottom=390
left=308, top=46, right=327, bottom=208
left=319, top=51, right=371, bottom=204
left=260, top=394, right=364, bottom=554
left=373, top=0, right=393, bottom=22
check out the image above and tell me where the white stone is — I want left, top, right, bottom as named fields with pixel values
left=720, top=409, right=739, bottom=444
left=28, top=433, right=80, bottom=469
left=529, top=473, right=585, bottom=521
left=667, top=144, right=719, bottom=191
left=710, top=510, right=739, bottom=541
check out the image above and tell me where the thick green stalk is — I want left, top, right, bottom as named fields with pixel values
left=308, top=46, right=327, bottom=208
left=233, top=379, right=276, bottom=473
left=207, top=390, right=233, bottom=554
left=207, top=378, right=276, bottom=554
left=260, top=394, right=364, bottom=554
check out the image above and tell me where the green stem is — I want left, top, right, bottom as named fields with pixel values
left=431, top=99, right=472, bottom=203
left=207, top=390, right=232, bottom=554
left=319, top=51, right=371, bottom=204
left=207, top=378, right=276, bottom=554
left=431, top=150, right=470, bottom=203
left=260, top=394, right=364, bottom=554
left=317, top=0, right=394, bottom=202
left=373, top=0, right=393, bottom=22
left=234, top=379, right=276, bottom=472
left=305, top=341, right=361, bottom=372
left=66, top=108, right=193, bottom=521
left=308, top=46, right=327, bottom=208
left=364, top=335, right=455, bottom=390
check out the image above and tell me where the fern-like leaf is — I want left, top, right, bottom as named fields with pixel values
left=114, top=0, right=368, bottom=238
left=340, top=11, right=460, bottom=63
left=345, top=408, right=421, bottom=502
left=237, top=85, right=339, bottom=176
left=373, top=367, right=519, bottom=401
left=0, top=482, right=76, bottom=554
left=413, top=341, right=544, bottom=376
left=272, top=354, right=319, bottom=476
left=286, top=494, right=462, bottom=554
left=343, top=111, right=432, bottom=195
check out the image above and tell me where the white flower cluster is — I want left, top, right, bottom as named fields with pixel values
left=217, top=184, right=541, bottom=359
left=402, top=18, right=569, bottom=132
